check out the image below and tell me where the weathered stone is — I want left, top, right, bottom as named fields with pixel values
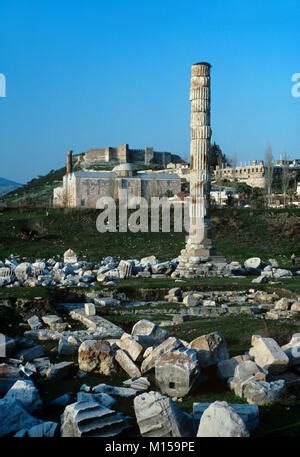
left=249, top=335, right=289, bottom=374
left=58, top=338, right=78, bottom=356
left=27, top=315, right=43, bottom=330
left=63, top=249, right=77, bottom=265
left=134, top=391, right=196, bottom=437
left=229, top=360, right=266, bottom=397
left=243, top=379, right=285, bottom=406
left=115, top=349, right=141, bottom=378
left=155, top=347, right=203, bottom=397
left=117, top=260, right=133, bottom=279
left=0, top=335, right=16, bottom=358
left=76, top=391, right=116, bottom=408
left=252, top=275, right=268, bottom=284
left=42, top=315, right=62, bottom=327
left=274, top=297, right=290, bottom=311
left=18, top=345, right=44, bottom=362
left=91, top=383, right=137, bottom=398
left=46, top=361, right=75, bottom=380
left=140, top=255, right=157, bottom=265
left=0, top=398, right=41, bottom=437
left=273, top=269, right=293, bottom=279
left=33, top=357, right=51, bottom=376
left=281, top=334, right=300, bottom=366
left=20, top=421, right=58, bottom=437
left=4, top=379, right=42, bottom=413
left=61, top=401, right=130, bottom=437
left=183, top=292, right=201, bottom=307
left=78, top=340, right=115, bottom=375
left=70, top=309, right=123, bottom=338
left=117, top=334, right=144, bottom=362
left=0, top=363, right=21, bottom=393
left=94, top=297, right=121, bottom=306
left=197, top=401, right=249, bottom=437
left=84, top=303, right=96, bottom=316
left=15, top=262, right=32, bottom=281
left=189, top=332, right=229, bottom=367
left=244, top=257, right=261, bottom=269
left=193, top=402, right=259, bottom=430
left=141, top=337, right=183, bottom=373
left=217, top=355, right=251, bottom=380
left=291, top=302, right=300, bottom=313
left=123, top=377, right=150, bottom=392
left=131, top=319, right=168, bottom=346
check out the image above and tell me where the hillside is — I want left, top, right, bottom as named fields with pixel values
left=0, top=177, right=22, bottom=196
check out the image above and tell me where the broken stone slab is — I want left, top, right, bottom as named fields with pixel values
left=70, top=309, right=123, bottom=338
left=0, top=335, right=16, bottom=358
left=291, top=302, right=300, bottom=313
left=27, top=315, right=43, bottom=330
left=193, top=402, right=259, bottom=430
left=123, top=377, right=150, bottom=392
left=117, top=334, right=144, bottom=362
left=274, top=297, right=290, bottom=311
left=84, top=303, right=96, bottom=316
left=249, top=335, right=289, bottom=374
left=131, top=319, right=168, bottom=347
left=155, top=347, right=204, bottom=397
left=217, top=355, right=251, bottom=380
left=141, top=337, right=184, bottom=373
left=0, top=397, right=42, bottom=437
left=19, top=362, right=37, bottom=378
left=58, top=338, right=79, bottom=356
left=281, top=334, right=300, bottom=366
left=244, top=257, right=261, bottom=269
left=229, top=360, right=267, bottom=398
left=32, top=357, right=51, bottom=376
left=91, top=384, right=137, bottom=398
left=78, top=340, right=115, bottom=375
left=196, top=401, right=250, bottom=437
left=15, top=262, right=32, bottom=281
left=243, top=379, right=286, bottom=406
left=189, top=332, right=229, bottom=368
left=117, top=260, right=133, bottom=279
left=94, top=297, right=121, bottom=307
left=17, top=345, right=44, bottom=362
left=15, top=421, right=58, bottom=437
left=0, top=363, right=21, bottom=393
left=76, top=391, right=116, bottom=408
left=140, top=255, right=157, bottom=265
left=183, top=292, right=202, bottom=307
left=48, top=393, right=72, bottom=407
left=134, top=391, right=196, bottom=437
left=115, top=349, right=141, bottom=378
left=42, top=315, right=62, bottom=327
left=61, top=401, right=131, bottom=437
left=63, top=249, right=78, bottom=265
left=252, top=275, right=268, bottom=284
left=46, top=361, right=75, bottom=380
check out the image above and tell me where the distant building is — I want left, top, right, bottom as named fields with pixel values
left=53, top=152, right=181, bottom=208
left=82, top=143, right=184, bottom=167
left=210, top=186, right=239, bottom=206
left=213, top=160, right=265, bottom=188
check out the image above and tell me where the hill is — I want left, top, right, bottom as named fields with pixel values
left=0, top=177, right=22, bottom=196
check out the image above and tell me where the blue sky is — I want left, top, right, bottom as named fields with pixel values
left=0, top=0, right=299, bottom=183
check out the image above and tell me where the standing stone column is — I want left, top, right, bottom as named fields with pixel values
left=177, top=62, right=219, bottom=277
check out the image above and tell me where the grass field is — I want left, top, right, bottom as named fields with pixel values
left=0, top=207, right=299, bottom=265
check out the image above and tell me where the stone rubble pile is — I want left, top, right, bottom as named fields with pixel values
left=0, top=252, right=297, bottom=288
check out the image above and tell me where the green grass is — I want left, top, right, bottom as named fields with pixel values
left=0, top=207, right=299, bottom=263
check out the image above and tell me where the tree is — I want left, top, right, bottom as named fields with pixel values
left=210, top=143, right=228, bottom=169
left=281, top=151, right=290, bottom=207
left=264, top=146, right=274, bottom=207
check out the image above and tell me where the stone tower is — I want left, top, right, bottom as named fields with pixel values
left=177, top=62, right=224, bottom=277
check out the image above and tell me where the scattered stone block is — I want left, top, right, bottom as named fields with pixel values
left=0, top=335, right=16, bottom=358
left=115, top=349, right=141, bottom=378
left=141, top=337, right=183, bottom=373
left=217, top=355, right=251, bottom=380
left=42, top=315, right=62, bottom=327
left=229, top=360, right=266, bottom=397
left=244, top=257, right=261, bottom=269
left=46, top=361, right=75, bottom=380
left=0, top=397, right=41, bottom=437
left=249, top=335, right=289, bottom=374
left=134, top=391, right=196, bottom=437
left=117, top=334, right=144, bottom=362
left=0, top=363, right=21, bottom=393
left=189, top=332, right=229, bottom=367
left=274, top=297, right=290, bottom=311
left=197, top=401, right=249, bottom=437
left=123, top=377, right=150, bottom=392
left=131, top=319, right=168, bottom=346
left=27, top=315, right=42, bottom=330
left=193, top=402, right=259, bottom=430
left=78, top=340, right=115, bottom=375
left=243, top=379, right=286, bottom=406
left=155, top=347, right=203, bottom=397
left=84, top=303, right=96, bottom=316
left=61, top=401, right=130, bottom=437
left=18, top=345, right=44, bottom=362
left=91, top=383, right=137, bottom=397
